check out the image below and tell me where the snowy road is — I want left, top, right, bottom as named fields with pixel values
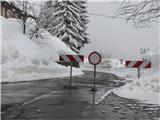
left=2, top=71, right=160, bottom=120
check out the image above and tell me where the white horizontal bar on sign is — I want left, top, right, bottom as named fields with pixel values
left=126, top=61, right=137, bottom=68
left=139, top=61, right=149, bottom=68
left=72, top=55, right=83, bottom=62
left=60, top=55, right=71, bottom=62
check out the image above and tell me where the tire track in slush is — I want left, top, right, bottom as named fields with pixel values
left=1, top=90, right=57, bottom=116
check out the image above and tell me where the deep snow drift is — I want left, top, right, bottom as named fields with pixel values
left=1, top=17, right=82, bottom=82
left=81, top=58, right=124, bottom=70
left=113, top=72, right=160, bottom=105
left=113, top=52, right=160, bottom=105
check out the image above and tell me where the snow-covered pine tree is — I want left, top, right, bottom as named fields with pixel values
left=76, top=0, right=89, bottom=46
left=50, top=0, right=89, bottom=53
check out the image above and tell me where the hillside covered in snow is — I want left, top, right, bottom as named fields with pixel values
left=1, top=17, right=82, bottom=82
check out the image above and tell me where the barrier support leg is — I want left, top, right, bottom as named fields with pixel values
left=69, top=64, right=72, bottom=88
left=138, top=67, right=140, bottom=79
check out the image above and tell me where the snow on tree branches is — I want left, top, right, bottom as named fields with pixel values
left=116, top=0, right=160, bottom=28
left=39, top=0, right=89, bottom=53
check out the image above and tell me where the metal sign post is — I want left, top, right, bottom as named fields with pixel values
left=88, top=52, right=101, bottom=92
left=69, top=63, right=73, bottom=88
left=59, top=54, right=84, bottom=89
left=138, top=67, right=140, bottom=79
left=93, top=65, right=96, bottom=91
left=92, top=91, right=96, bottom=113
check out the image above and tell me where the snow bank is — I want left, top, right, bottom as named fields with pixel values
left=82, top=58, right=124, bottom=69
left=1, top=17, right=83, bottom=82
left=142, top=51, right=160, bottom=69
left=113, top=72, right=160, bottom=105
left=98, top=58, right=124, bottom=69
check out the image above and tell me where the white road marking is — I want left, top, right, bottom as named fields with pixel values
left=23, top=91, right=57, bottom=106
left=1, top=90, right=57, bottom=115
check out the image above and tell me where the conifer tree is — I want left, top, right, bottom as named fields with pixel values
left=50, top=0, right=89, bottom=53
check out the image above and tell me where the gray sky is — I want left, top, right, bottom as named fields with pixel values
left=80, top=1, right=159, bottom=59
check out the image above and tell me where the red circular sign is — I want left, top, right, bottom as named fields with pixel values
left=88, top=52, right=101, bottom=65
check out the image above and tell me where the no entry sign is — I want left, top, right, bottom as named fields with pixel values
left=88, top=52, right=101, bottom=65
left=88, top=52, right=101, bottom=92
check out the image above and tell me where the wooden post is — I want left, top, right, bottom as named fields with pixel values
left=138, top=67, right=140, bottom=79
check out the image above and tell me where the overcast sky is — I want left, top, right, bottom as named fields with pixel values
left=80, top=1, right=159, bottom=59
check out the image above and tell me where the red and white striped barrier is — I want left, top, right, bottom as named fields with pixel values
left=126, top=60, right=151, bottom=68
left=59, top=55, right=84, bottom=62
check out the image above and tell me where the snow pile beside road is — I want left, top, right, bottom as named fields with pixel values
left=99, top=59, right=124, bottom=69
left=82, top=58, right=124, bottom=70
left=1, top=17, right=83, bottom=82
left=113, top=72, right=160, bottom=105
left=142, top=51, right=160, bottom=68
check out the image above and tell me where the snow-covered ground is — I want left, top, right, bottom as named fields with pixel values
left=113, top=72, right=160, bottom=105
left=83, top=58, right=124, bottom=69
left=113, top=52, right=160, bottom=105
left=1, top=17, right=83, bottom=82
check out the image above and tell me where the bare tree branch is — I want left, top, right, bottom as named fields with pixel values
left=116, top=0, right=160, bottom=28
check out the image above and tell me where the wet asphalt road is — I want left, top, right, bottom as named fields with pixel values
left=1, top=71, right=160, bottom=120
